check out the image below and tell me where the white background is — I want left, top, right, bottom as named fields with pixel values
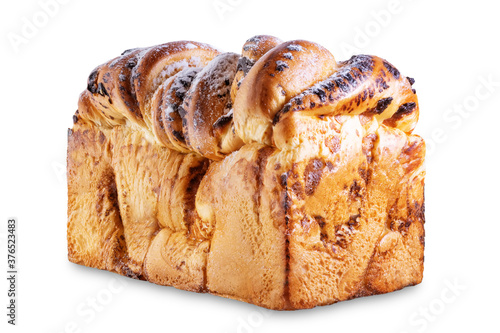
left=1, top=0, right=499, bottom=332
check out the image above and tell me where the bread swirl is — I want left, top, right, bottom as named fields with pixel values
left=160, top=67, right=201, bottom=152
left=68, top=35, right=425, bottom=309
left=179, top=52, right=240, bottom=160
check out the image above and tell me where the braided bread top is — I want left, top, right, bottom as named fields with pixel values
left=74, top=35, right=418, bottom=161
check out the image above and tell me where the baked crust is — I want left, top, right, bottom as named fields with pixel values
left=68, top=36, right=424, bottom=310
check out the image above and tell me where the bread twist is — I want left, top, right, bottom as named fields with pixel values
left=75, top=36, right=418, bottom=160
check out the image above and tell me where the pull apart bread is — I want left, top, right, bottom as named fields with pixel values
left=67, top=35, right=425, bottom=310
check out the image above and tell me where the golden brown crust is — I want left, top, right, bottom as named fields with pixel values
left=67, top=124, right=132, bottom=277
left=86, top=49, right=146, bottom=127
left=273, top=55, right=418, bottom=133
left=200, top=144, right=287, bottom=309
left=144, top=228, right=210, bottom=292
left=131, top=42, right=220, bottom=121
left=149, top=76, right=177, bottom=149
left=281, top=116, right=424, bottom=308
left=68, top=36, right=425, bottom=310
left=233, top=40, right=337, bottom=145
left=75, top=90, right=124, bottom=128
left=230, top=35, right=284, bottom=103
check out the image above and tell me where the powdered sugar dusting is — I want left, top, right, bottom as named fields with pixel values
left=287, top=44, right=303, bottom=52
left=165, top=104, right=175, bottom=120
left=247, top=36, right=262, bottom=43
left=184, top=42, right=198, bottom=50
left=191, top=53, right=238, bottom=99
left=109, top=47, right=144, bottom=68
left=188, top=53, right=239, bottom=125
left=275, top=60, right=289, bottom=72
left=109, top=56, right=122, bottom=69
left=153, top=57, right=202, bottom=88
left=184, top=41, right=224, bottom=53
left=136, top=47, right=151, bottom=62
left=163, top=67, right=201, bottom=119
left=171, top=67, right=201, bottom=97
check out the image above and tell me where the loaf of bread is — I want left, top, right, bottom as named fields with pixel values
left=67, top=35, right=425, bottom=310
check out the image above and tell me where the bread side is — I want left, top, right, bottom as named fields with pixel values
left=278, top=113, right=425, bottom=308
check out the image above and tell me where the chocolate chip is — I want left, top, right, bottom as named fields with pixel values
left=237, top=56, right=255, bottom=75
left=280, top=173, right=288, bottom=187
left=87, top=68, right=99, bottom=93
left=373, top=97, right=393, bottom=114
left=247, top=35, right=262, bottom=43
left=287, top=44, right=303, bottom=52
left=347, top=55, right=375, bottom=73
left=349, top=180, right=362, bottom=200
left=126, top=58, right=137, bottom=69
left=312, top=87, right=327, bottom=102
left=396, top=102, right=417, bottom=116
left=304, top=159, right=324, bottom=196
left=335, top=78, right=349, bottom=93
left=383, top=60, right=400, bottom=79
left=275, top=60, right=289, bottom=72
left=388, top=102, right=417, bottom=122
left=97, top=83, right=109, bottom=97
